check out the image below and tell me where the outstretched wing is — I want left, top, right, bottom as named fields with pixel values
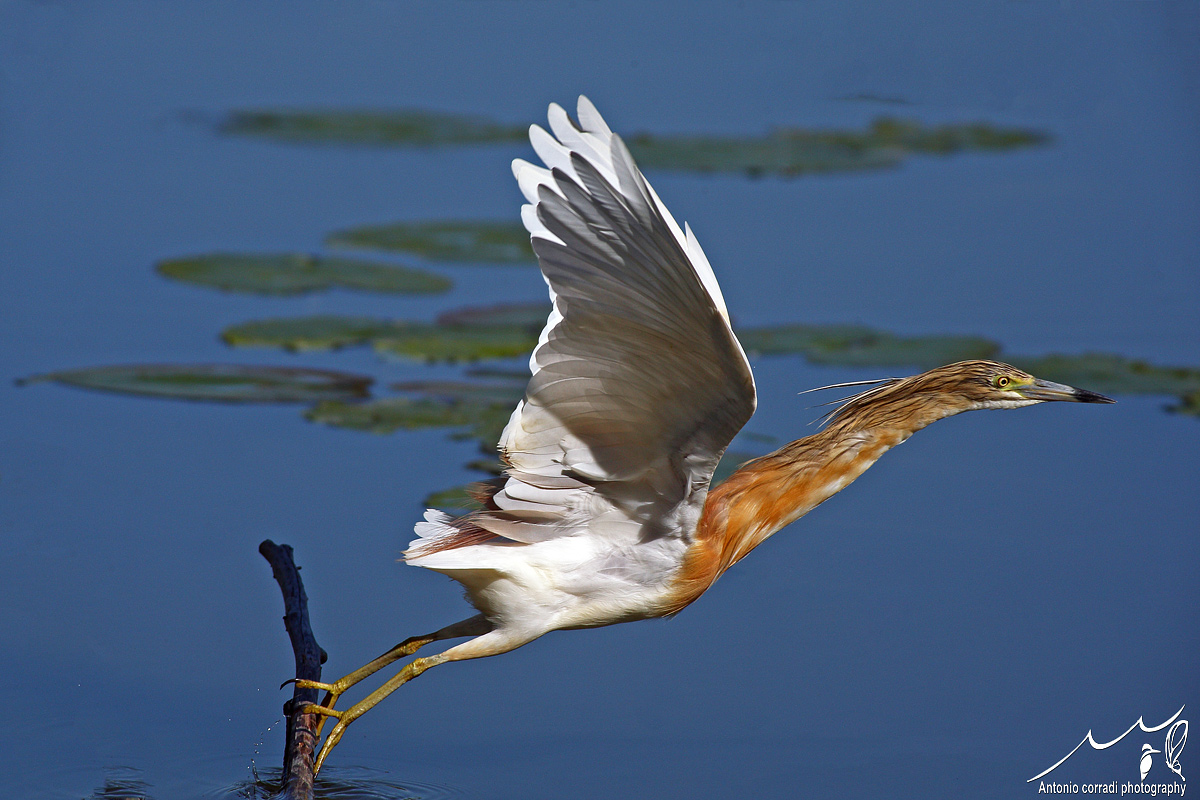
left=410, top=96, right=755, bottom=559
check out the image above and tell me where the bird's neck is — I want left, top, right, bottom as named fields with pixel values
left=664, top=400, right=961, bottom=614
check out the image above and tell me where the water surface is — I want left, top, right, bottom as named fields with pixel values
left=1, top=3, right=1197, bottom=799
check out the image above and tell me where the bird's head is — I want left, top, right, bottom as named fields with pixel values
left=916, top=360, right=1116, bottom=411
left=819, top=360, right=1114, bottom=434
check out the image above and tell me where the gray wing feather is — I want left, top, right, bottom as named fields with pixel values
left=418, top=97, right=756, bottom=551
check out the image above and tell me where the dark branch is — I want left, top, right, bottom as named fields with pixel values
left=259, top=540, right=327, bottom=800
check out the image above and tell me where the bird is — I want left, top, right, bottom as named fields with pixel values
left=297, top=96, right=1114, bottom=772
left=1142, top=743, right=1161, bottom=781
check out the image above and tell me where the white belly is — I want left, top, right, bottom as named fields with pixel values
left=412, top=533, right=690, bottom=636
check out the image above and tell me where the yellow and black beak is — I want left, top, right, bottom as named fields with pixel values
left=1018, top=378, right=1116, bottom=404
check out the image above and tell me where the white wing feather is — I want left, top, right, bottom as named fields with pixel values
left=409, top=97, right=755, bottom=569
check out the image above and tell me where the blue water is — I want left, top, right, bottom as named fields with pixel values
left=1, top=2, right=1196, bottom=798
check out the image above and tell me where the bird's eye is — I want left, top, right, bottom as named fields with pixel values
left=995, top=375, right=1011, bottom=389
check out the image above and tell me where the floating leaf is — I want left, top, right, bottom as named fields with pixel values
left=1007, top=353, right=1200, bottom=397
left=327, top=221, right=534, bottom=264
left=868, top=117, right=1048, bottom=154
left=465, top=459, right=507, bottom=475
left=626, top=132, right=902, bottom=176
left=222, top=109, right=1048, bottom=177
left=422, top=484, right=486, bottom=514
left=224, top=314, right=540, bottom=363
left=156, top=253, right=451, bottom=295
left=306, top=396, right=512, bottom=444
left=445, top=401, right=515, bottom=446
left=465, top=366, right=533, bottom=382
left=306, top=397, right=472, bottom=433
left=374, top=325, right=538, bottom=363
left=626, top=118, right=1048, bottom=176
left=222, top=316, right=414, bottom=351
left=21, top=364, right=371, bottom=403
left=735, top=324, right=1000, bottom=369
left=392, top=380, right=525, bottom=404
left=436, top=302, right=550, bottom=329
left=221, top=109, right=527, bottom=147
left=1171, top=391, right=1200, bottom=417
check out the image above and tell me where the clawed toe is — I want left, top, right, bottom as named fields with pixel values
left=299, top=702, right=343, bottom=720
left=293, top=678, right=338, bottom=693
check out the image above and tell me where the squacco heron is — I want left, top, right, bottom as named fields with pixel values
left=297, top=97, right=1113, bottom=771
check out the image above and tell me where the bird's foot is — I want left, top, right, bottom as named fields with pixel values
left=298, top=693, right=383, bottom=773
left=296, top=704, right=352, bottom=774
left=297, top=700, right=344, bottom=721
left=287, top=678, right=352, bottom=745
left=292, top=678, right=337, bottom=693
left=299, top=655, right=446, bottom=774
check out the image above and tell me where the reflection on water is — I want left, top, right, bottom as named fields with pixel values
left=209, top=766, right=461, bottom=800
left=88, top=768, right=154, bottom=800
left=82, top=763, right=463, bottom=799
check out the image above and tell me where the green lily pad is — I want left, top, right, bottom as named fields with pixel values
left=222, top=109, right=1048, bottom=177
left=373, top=325, right=538, bottom=363
left=436, top=302, right=551, bottom=329
left=306, top=395, right=513, bottom=444
left=20, top=364, right=371, bottom=403
left=465, top=366, right=534, bottom=382
left=306, top=397, right=473, bottom=433
left=224, top=315, right=540, bottom=363
left=868, top=117, right=1048, bottom=154
left=222, top=316, right=415, bottom=351
left=422, top=484, right=486, bottom=514
left=445, top=401, right=516, bottom=446
left=465, top=459, right=507, bottom=475
left=327, top=221, right=534, bottom=264
left=1170, top=391, right=1200, bottom=417
left=1007, top=353, right=1200, bottom=397
left=627, top=118, right=1048, bottom=176
left=221, top=109, right=528, bottom=147
left=392, top=380, right=525, bottom=404
left=735, top=324, right=1000, bottom=369
left=156, top=253, right=451, bottom=295
left=626, top=132, right=902, bottom=176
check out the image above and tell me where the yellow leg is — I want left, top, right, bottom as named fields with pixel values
left=293, top=614, right=494, bottom=771
left=295, top=631, right=437, bottom=728
left=295, top=614, right=489, bottom=728
left=305, top=652, right=448, bottom=773
left=297, top=623, right=528, bottom=772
